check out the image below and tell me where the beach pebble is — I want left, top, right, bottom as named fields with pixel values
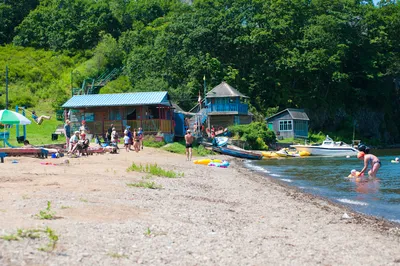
left=341, top=212, right=352, bottom=219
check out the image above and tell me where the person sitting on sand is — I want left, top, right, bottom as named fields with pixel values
left=357, top=151, right=381, bottom=178
left=69, top=131, right=80, bottom=153
left=185, top=129, right=194, bottom=161
left=31, top=110, right=51, bottom=125
left=70, top=133, right=90, bottom=156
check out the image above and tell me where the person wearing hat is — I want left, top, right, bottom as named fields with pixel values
left=185, top=129, right=194, bottom=161
left=111, top=127, right=119, bottom=150
left=124, top=126, right=133, bottom=150
left=357, top=151, right=381, bottom=178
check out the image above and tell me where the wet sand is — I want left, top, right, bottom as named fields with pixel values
left=0, top=147, right=399, bottom=265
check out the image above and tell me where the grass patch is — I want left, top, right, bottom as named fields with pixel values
left=60, top=205, right=71, bottom=209
left=162, top=141, right=214, bottom=156
left=127, top=162, right=183, bottom=178
left=0, top=227, right=59, bottom=252
left=108, top=252, right=128, bottom=259
left=144, top=227, right=152, bottom=237
left=143, top=135, right=166, bottom=148
left=79, top=198, right=88, bottom=203
left=37, top=227, right=59, bottom=252
left=34, top=201, right=56, bottom=220
left=126, top=181, right=162, bottom=189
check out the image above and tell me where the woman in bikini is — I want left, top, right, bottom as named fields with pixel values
left=357, top=151, right=381, bottom=178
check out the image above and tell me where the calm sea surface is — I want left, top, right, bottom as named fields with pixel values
left=247, top=149, right=400, bottom=223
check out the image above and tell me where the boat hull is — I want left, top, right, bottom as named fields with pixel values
left=213, top=146, right=262, bottom=160
left=290, top=145, right=358, bottom=156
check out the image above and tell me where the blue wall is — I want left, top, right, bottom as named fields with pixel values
left=174, top=113, right=185, bottom=137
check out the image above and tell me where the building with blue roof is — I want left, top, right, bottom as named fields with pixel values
left=61, top=91, right=174, bottom=138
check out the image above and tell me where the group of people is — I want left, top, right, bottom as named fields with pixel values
left=64, top=120, right=90, bottom=156
left=122, top=125, right=144, bottom=152
left=105, top=124, right=144, bottom=153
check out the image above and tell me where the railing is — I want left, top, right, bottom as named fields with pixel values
left=78, top=119, right=173, bottom=137
left=207, top=103, right=248, bottom=114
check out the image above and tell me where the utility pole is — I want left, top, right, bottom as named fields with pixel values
left=5, top=65, right=9, bottom=110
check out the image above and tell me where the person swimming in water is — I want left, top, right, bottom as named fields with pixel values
left=357, top=151, right=381, bottom=178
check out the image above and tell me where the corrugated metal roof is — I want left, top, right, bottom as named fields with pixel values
left=206, top=82, right=248, bottom=98
left=288, top=109, right=309, bottom=120
left=62, top=91, right=171, bottom=108
left=266, top=108, right=309, bottom=121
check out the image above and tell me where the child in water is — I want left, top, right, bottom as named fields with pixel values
left=348, top=169, right=363, bottom=178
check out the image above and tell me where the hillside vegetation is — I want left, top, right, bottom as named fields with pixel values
left=0, top=0, right=400, bottom=144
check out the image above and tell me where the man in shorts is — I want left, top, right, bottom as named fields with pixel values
left=185, top=129, right=194, bottom=161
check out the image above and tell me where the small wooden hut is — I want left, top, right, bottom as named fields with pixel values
left=61, top=91, right=174, bottom=140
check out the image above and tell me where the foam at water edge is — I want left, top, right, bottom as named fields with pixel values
left=337, top=198, right=368, bottom=206
left=280, top=178, right=292, bottom=183
left=389, top=219, right=400, bottom=224
left=270, top=174, right=281, bottom=177
left=244, top=163, right=270, bottom=173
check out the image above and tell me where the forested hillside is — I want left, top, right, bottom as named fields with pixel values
left=0, top=0, right=399, bottom=144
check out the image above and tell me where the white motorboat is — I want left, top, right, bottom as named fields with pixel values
left=290, top=136, right=358, bottom=156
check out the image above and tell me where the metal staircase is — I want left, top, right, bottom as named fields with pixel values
left=72, top=67, right=124, bottom=96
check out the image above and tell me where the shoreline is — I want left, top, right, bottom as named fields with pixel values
left=239, top=159, right=400, bottom=229
left=0, top=148, right=399, bottom=265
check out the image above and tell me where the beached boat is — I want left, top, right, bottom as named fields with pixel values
left=212, top=146, right=263, bottom=160
left=290, top=135, right=358, bottom=156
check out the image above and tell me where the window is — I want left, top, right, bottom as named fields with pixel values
left=279, top=120, right=292, bottom=131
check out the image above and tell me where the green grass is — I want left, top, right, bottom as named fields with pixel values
left=0, top=227, right=59, bottom=252
left=162, top=141, right=214, bottom=156
left=4, top=113, right=63, bottom=146
left=127, top=162, right=183, bottom=178
left=108, top=252, right=129, bottom=259
left=34, top=201, right=56, bottom=220
left=143, top=135, right=166, bottom=148
left=126, top=181, right=162, bottom=189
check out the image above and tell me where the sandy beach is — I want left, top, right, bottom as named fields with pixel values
left=0, top=147, right=399, bottom=265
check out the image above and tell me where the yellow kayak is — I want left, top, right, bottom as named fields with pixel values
left=299, top=151, right=311, bottom=156
left=261, top=151, right=278, bottom=158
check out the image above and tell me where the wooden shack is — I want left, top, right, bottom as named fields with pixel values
left=266, top=108, right=309, bottom=139
left=61, top=91, right=174, bottom=139
left=205, top=82, right=252, bottom=130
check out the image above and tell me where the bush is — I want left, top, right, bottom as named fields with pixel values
left=162, top=141, right=214, bottom=156
left=228, top=122, right=275, bottom=150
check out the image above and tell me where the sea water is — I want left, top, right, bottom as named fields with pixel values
left=247, top=149, right=400, bottom=223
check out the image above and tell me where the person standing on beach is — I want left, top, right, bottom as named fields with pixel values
left=357, top=151, right=381, bottom=178
left=64, top=120, right=71, bottom=151
left=138, top=127, right=144, bottom=150
left=185, top=129, right=194, bottom=161
left=107, top=124, right=113, bottom=144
